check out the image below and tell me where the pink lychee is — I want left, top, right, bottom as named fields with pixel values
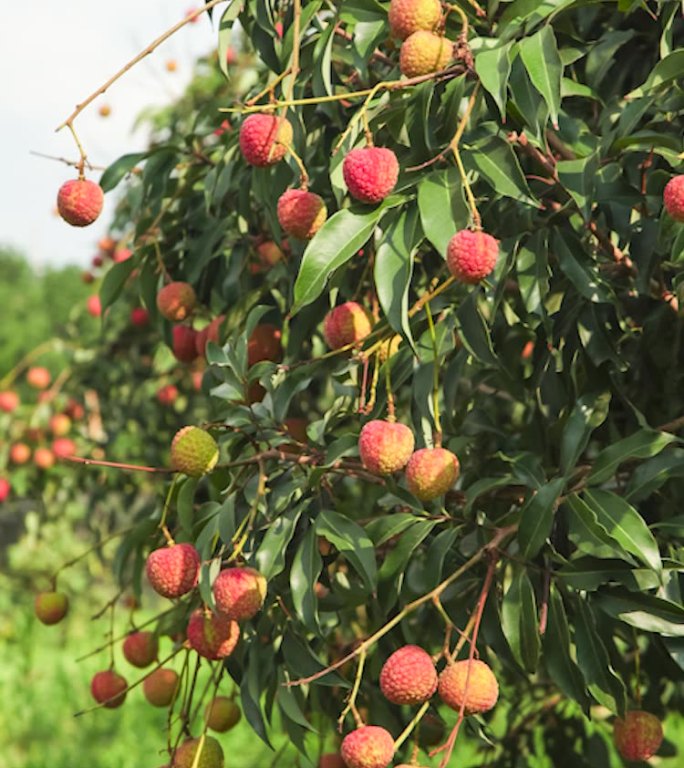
left=358, top=420, right=415, bottom=474
left=343, top=147, right=399, bottom=204
left=446, top=230, right=499, bottom=284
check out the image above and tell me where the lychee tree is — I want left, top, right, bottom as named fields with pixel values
left=30, top=1, right=684, bottom=766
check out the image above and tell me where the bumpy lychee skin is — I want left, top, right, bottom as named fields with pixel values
left=379, top=645, right=438, bottom=705
left=340, top=725, right=395, bottom=768
left=239, top=113, right=293, bottom=167
left=663, top=175, right=684, bottom=222
left=187, top=609, right=240, bottom=660
left=146, top=543, right=201, bottom=598
left=343, top=147, right=399, bottom=204
left=143, top=668, right=180, bottom=707
left=205, top=696, right=241, bottom=732
left=248, top=324, right=283, bottom=366
left=173, top=736, right=225, bottom=768
left=400, top=31, right=452, bottom=77
left=405, top=448, right=460, bottom=501
left=57, top=179, right=104, bottom=227
left=438, top=659, right=499, bottom=714
left=388, top=0, right=442, bottom=40
left=157, top=282, right=197, bottom=321
left=171, top=426, right=219, bottom=477
left=613, top=710, right=663, bottom=762
left=446, top=230, right=499, bottom=284
left=91, top=670, right=128, bottom=708
left=323, top=302, right=373, bottom=349
left=123, top=631, right=158, bottom=668
left=358, top=420, right=415, bottom=475
left=277, top=188, right=328, bottom=239
left=34, top=591, right=69, bottom=625
left=173, top=325, right=199, bottom=363
left=0, top=390, right=19, bottom=412
left=212, top=567, right=267, bottom=621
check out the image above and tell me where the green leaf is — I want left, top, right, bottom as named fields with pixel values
left=417, top=167, right=469, bottom=255
left=517, top=231, right=549, bottom=320
left=473, top=40, right=514, bottom=119
left=255, top=503, right=306, bottom=580
left=465, top=135, right=538, bottom=207
left=565, top=494, right=635, bottom=563
left=518, top=477, right=565, bottom=558
left=502, top=565, right=540, bottom=672
left=99, top=258, right=137, bottom=313
left=559, top=391, right=611, bottom=476
left=217, top=1, right=242, bottom=80
left=626, top=450, right=684, bottom=502
left=628, top=50, right=684, bottom=98
left=556, top=152, right=599, bottom=220
left=499, top=0, right=576, bottom=33
left=554, top=229, right=613, bottom=303
left=455, top=293, right=500, bottom=368
left=290, top=525, right=323, bottom=633
left=316, top=509, right=377, bottom=592
left=519, top=26, right=563, bottom=128
left=588, top=430, right=676, bottom=485
left=99, top=152, right=146, bottom=193
left=593, top=588, right=684, bottom=636
left=176, top=477, right=198, bottom=535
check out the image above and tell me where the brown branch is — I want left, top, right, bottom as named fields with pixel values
left=61, top=454, right=175, bottom=474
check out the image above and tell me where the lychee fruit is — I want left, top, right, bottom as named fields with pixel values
left=172, top=736, right=224, bottom=768
left=340, top=725, right=395, bottom=768
left=205, top=696, right=241, bottom=732
left=277, top=188, right=327, bottom=239
left=157, top=384, right=179, bottom=406
left=212, top=566, right=267, bottom=621
left=664, top=175, right=684, bottom=222
left=123, top=631, right=158, bottom=668
left=143, top=667, right=180, bottom=707
left=52, top=438, right=76, bottom=459
left=146, top=542, right=201, bottom=598
left=172, top=325, right=199, bottom=363
left=248, top=324, right=283, bottom=366
left=256, top=241, right=284, bottom=269
left=34, top=591, right=69, bottom=625
left=34, top=447, right=55, bottom=470
left=113, top=248, right=132, bottom=263
left=405, top=448, right=459, bottom=501
left=166, top=58, right=178, bottom=72
left=87, top=295, right=102, bottom=317
left=388, top=0, right=442, bottom=40
left=438, top=659, right=499, bottom=714
left=323, top=302, right=372, bottom=349
left=26, top=366, right=51, bottom=390
left=10, top=443, right=31, bottom=465
left=57, top=178, right=104, bottom=227
left=0, top=390, right=19, bottom=412
left=400, top=31, right=452, bottom=78
left=98, top=104, right=111, bottom=118
left=613, top=710, right=663, bottom=762
left=343, top=147, right=399, bottom=204
left=239, top=113, right=293, bottom=167
left=98, top=236, right=116, bottom=255
left=49, top=414, right=71, bottom=436
left=157, top=282, right=197, bottom=321
left=379, top=645, right=437, bottom=705
left=446, top=230, right=499, bottom=284
left=91, top=669, right=128, bottom=708
left=187, top=608, right=240, bottom=660
left=171, top=425, right=219, bottom=476
left=0, top=478, right=10, bottom=503
left=358, top=420, right=415, bottom=474
left=131, top=307, right=149, bottom=326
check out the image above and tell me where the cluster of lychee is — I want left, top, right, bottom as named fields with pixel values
left=389, top=0, right=454, bottom=79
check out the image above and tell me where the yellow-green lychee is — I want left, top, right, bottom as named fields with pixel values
left=205, top=696, right=241, bottom=732
left=405, top=447, right=459, bottom=500
left=34, top=591, right=69, bottom=625
left=172, top=736, right=224, bottom=768
left=143, top=668, right=180, bottom=707
left=388, top=0, right=442, bottom=40
left=170, top=426, right=219, bottom=477
left=400, top=31, right=452, bottom=78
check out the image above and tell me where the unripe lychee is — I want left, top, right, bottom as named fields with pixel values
left=664, top=175, right=684, bottom=222
left=157, top=282, right=197, bottom=321
left=34, top=447, right=55, bottom=470
left=239, top=113, right=293, bottom=167
left=613, top=710, right=663, bottom=762
left=57, top=179, right=104, bottom=227
left=204, top=696, right=241, bottom=732
left=358, top=420, right=415, bottom=474
left=123, top=631, right=158, bottom=668
left=91, top=669, right=128, bottom=708
left=172, top=325, right=199, bottom=363
left=438, top=659, right=499, bottom=714
left=0, top=478, right=10, bottom=503
left=171, top=425, right=219, bottom=476
left=340, top=725, right=395, bottom=768
left=173, top=736, right=224, bottom=768
left=34, top=591, right=69, bottom=625
left=319, top=756, right=345, bottom=768
left=131, top=307, right=149, bottom=326
left=143, top=667, right=180, bottom=707
left=379, top=645, right=437, bottom=705
left=343, top=147, right=399, bottom=204
left=400, top=31, right=452, bottom=77
left=212, top=567, right=267, bottom=621
left=405, top=448, right=459, bottom=501
left=248, top=324, right=283, bottom=366
left=10, top=443, right=31, bottom=465
left=388, top=0, right=442, bottom=40
left=52, top=438, right=76, bottom=459
left=323, top=302, right=372, bottom=349
left=157, top=384, right=179, bottom=406
left=277, top=188, right=328, bottom=239
left=446, top=230, right=499, bottom=284
left=0, top=390, right=19, bottom=412
left=26, top=366, right=51, bottom=389
left=49, top=414, right=71, bottom=436
left=187, top=609, right=240, bottom=660
left=146, top=543, right=201, bottom=598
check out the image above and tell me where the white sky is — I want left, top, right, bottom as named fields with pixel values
left=0, top=0, right=218, bottom=268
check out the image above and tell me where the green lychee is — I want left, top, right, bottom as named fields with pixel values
left=172, top=736, right=224, bottom=768
left=204, top=696, right=241, bottom=732
left=170, top=426, right=219, bottom=477
left=34, top=591, right=69, bottom=625
left=143, top=667, right=180, bottom=707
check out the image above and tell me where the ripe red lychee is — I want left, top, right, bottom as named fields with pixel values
left=0, top=478, right=10, bottom=503
left=277, top=188, right=327, bottom=239
left=239, top=113, right=293, bottom=167
left=388, top=0, right=442, bottom=40
left=172, top=736, right=224, bottom=768
left=187, top=609, right=240, bottom=660
left=34, top=591, right=69, bottom=625
left=248, top=324, right=283, bottom=366
left=10, top=443, right=31, bottom=465
left=400, top=31, right=452, bottom=77
left=319, top=756, right=346, bottom=768
left=91, top=669, right=128, bottom=708
left=173, top=325, right=199, bottom=363
left=379, top=645, right=437, bottom=705
left=123, top=631, right=158, bottom=668
left=49, top=414, right=71, bottom=436
left=405, top=447, right=459, bottom=501
left=57, top=178, right=104, bottom=227
left=146, top=542, right=200, bottom=598
left=26, top=366, right=51, bottom=390
left=340, top=725, right=395, bottom=768
left=157, top=384, right=179, bottom=406
left=205, top=696, right=241, bottom=732
left=0, top=390, right=19, bottom=412
left=212, top=567, right=267, bottom=621
left=157, top=282, right=197, bottom=321
left=323, top=302, right=372, bottom=349
left=143, top=667, right=180, bottom=707
left=52, top=438, right=76, bottom=459
left=438, top=659, right=499, bottom=714
left=613, top=710, right=663, bottom=762
left=87, top=295, right=102, bottom=317
left=358, top=420, right=415, bottom=474
left=664, top=175, right=684, bottom=221
left=343, top=147, right=399, bottom=204
left=34, top=447, right=55, bottom=470
left=171, top=426, right=219, bottom=476
left=130, top=307, right=149, bottom=326
left=446, top=230, right=499, bottom=284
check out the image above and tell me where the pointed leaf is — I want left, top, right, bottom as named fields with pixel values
left=518, top=477, right=565, bottom=558
left=519, top=26, right=563, bottom=128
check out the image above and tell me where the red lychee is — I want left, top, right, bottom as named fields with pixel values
left=173, top=325, right=199, bottom=363
left=0, top=390, right=19, bottom=412
left=340, top=725, right=395, bottom=768
left=438, top=659, right=499, bottom=714
left=52, top=438, right=76, bottom=459
left=664, top=175, right=684, bottom=222
left=171, top=425, right=219, bottom=476
left=358, top=420, right=415, bottom=475
left=146, top=543, right=201, bottom=598
left=131, top=307, right=149, bottom=326
left=379, top=645, right=437, bottom=705
left=613, top=710, right=663, bottom=762
left=123, top=631, right=158, bottom=668
left=87, top=295, right=102, bottom=317
left=0, top=478, right=10, bottom=502
left=239, top=113, right=293, bottom=167
left=212, top=567, right=267, bottom=621
left=277, top=188, right=327, bottom=239
left=256, top=241, right=284, bottom=269
left=343, top=147, right=399, bottom=204
left=143, top=667, right=180, bottom=707
left=400, top=31, right=452, bottom=77
left=57, top=179, right=104, bottom=227
left=49, top=414, right=71, bottom=436
left=34, top=447, right=55, bottom=470
left=405, top=447, right=459, bottom=501
left=187, top=609, right=240, bottom=660
left=205, top=696, right=241, bottom=732
left=323, top=302, right=372, bottom=349
left=388, top=0, right=442, bottom=40
left=91, top=669, right=128, bottom=708
left=157, top=282, right=197, bottom=321
left=172, top=736, right=224, bottom=768
left=446, top=230, right=499, bottom=284
left=10, top=443, right=31, bottom=465
left=113, top=248, right=132, bottom=263
left=34, top=591, right=69, bottom=625
left=26, top=367, right=51, bottom=390
left=157, top=384, right=179, bottom=406
left=248, top=324, right=283, bottom=366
